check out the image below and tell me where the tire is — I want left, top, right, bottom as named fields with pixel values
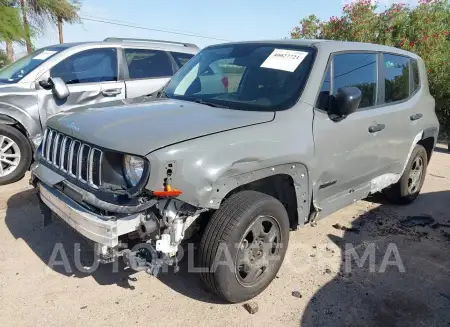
left=0, top=124, right=32, bottom=185
left=383, top=144, right=428, bottom=204
left=199, top=190, right=290, bottom=303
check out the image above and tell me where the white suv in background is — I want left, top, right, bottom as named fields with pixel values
left=0, top=37, right=198, bottom=185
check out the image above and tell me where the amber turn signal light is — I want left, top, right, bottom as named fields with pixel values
left=153, top=184, right=182, bottom=197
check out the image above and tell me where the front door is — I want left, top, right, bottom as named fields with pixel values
left=313, top=52, right=386, bottom=217
left=37, top=47, right=125, bottom=124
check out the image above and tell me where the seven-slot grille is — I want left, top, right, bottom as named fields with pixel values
left=41, top=128, right=103, bottom=188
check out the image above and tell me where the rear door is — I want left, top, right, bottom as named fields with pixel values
left=377, top=53, right=419, bottom=174
left=37, top=47, right=125, bottom=122
left=313, top=52, right=386, bottom=213
left=123, top=48, right=175, bottom=98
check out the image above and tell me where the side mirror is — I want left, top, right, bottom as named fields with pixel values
left=50, top=77, right=70, bottom=99
left=331, top=87, right=362, bottom=118
left=40, top=77, right=70, bottom=99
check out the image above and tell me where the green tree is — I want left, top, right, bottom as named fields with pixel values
left=0, top=49, right=10, bottom=68
left=291, top=0, right=450, bottom=131
left=0, top=0, right=26, bottom=60
left=291, top=14, right=322, bottom=39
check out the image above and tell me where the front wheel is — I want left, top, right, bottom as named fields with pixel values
left=0, top=125, right=32, bottom=185
left=383, top=144, right=428, bottom=204
left=199, top=190, right=290, bottom=303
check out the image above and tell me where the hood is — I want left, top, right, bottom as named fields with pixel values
left=47, top=99, right=275, bottom=155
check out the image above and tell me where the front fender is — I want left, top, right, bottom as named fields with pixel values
left=0, top=90, right=41, bottom=140
left=144, top=107, right=314, bottom=215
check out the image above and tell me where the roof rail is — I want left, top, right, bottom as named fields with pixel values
left=103, top=37, right=198, bottom=48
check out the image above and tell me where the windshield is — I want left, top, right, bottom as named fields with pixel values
left=164, top=43, right=315, bottom=111
left=0, top=47, right=64, bottom=83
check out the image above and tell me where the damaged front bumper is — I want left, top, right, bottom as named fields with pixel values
left=38, top=182, right=145, bottom=247
left=31, top=162, right=150, bottom=247
left=31, top=162, right=205, bottom=273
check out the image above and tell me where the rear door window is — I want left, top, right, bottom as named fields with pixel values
left=383, top=54, right=410, bottom=103
left=125, top=48, right=173, bottom=79
left=170, top=52, right=194, bottom=68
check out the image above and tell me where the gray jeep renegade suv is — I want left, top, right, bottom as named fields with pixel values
left=31, top=39, right=439, bottom=303
left=0, top=37, right=198, bottom=185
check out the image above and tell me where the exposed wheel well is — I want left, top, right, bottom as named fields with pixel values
left=417, top=137, right=435, bottom=163
left=223, top=174, right=299, bottom=229
left=0, top=115, right=29, bottom=137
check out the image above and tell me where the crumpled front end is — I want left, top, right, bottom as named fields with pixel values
left=31, top=127, right=207, bottom=275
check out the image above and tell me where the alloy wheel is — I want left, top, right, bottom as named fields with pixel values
left=0, top=135, right=21, bottom=177
left=408, top=156, right=424, bottom=194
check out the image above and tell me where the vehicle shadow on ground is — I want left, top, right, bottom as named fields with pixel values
left=5, top=188, right=450, bottom=310
left=433, top=146, right=448, bottom=154
left=300, top=190, right=450, bottom=327
left=4, top=188, right=224, bottom=303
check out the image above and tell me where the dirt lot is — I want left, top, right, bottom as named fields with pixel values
left=1, top=145, right=450, bottom=327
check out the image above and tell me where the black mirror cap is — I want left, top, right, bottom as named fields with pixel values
left=334, top=87, right=362, bottom=117
left=38, top=78, right=53, bottom=90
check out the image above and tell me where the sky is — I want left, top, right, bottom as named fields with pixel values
left=31, top=0, right=419, bottom=51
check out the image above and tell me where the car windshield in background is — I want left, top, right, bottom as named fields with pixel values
left=164, top=43, right=315, bottom=111
left=0, top=47, right=63, bottom=83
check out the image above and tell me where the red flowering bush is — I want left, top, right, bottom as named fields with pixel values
left=290, top=0, right=450, bottom=131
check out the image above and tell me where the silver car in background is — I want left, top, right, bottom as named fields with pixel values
left=0, top=37, right=198, bottom=185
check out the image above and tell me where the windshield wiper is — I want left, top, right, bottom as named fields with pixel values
left=194, top=99, right=229, bottom=109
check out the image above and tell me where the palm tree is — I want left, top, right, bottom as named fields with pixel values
left=18, top=0, right=46, bottom=53
left=45, top=0, right=80, bottom=44
left=18, top=0, right=81, bottom=53
left=20, top=0, right=32, bottom=53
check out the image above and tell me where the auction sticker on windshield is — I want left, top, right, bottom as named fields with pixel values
left=261, top=49, right=308, bottom=72
left=33, top=50, right=58, bottom=60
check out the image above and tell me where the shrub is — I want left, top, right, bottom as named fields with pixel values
left=291, top=0, right=450, bottom=132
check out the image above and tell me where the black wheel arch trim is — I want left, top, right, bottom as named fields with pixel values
left=422, top=126, right=439, bottom=143
left=0, top=113, right=18, bottom=125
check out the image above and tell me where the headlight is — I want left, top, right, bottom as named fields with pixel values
left=123, top=155, right=145, bottom=187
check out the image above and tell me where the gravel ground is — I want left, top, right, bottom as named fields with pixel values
left=1, top=145, right=450, bottom=327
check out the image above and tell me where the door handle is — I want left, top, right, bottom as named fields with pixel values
left=410, top=113, right=423, bottom=121
left=368, top=124, right=386, bottom=133
left=102, top=88, right=122, bottom=97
